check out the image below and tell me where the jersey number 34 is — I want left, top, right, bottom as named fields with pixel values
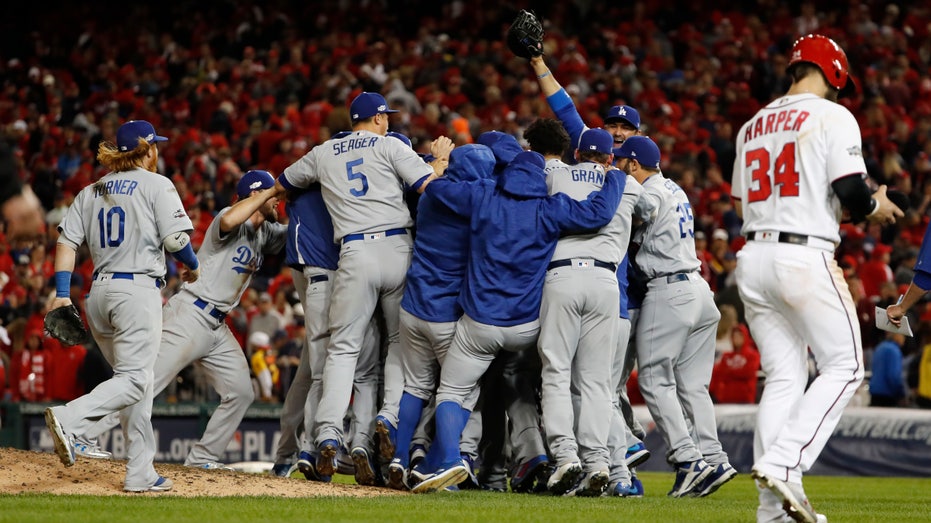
left=745, top=142, right=800, bottom=203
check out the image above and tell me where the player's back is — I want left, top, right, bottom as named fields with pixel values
left=546, top=159, right=629, bottom=264
left=309, top=130, right=419, bottom=240
left=70, top=168, right=179, bottom=277
left=733, top=93, right=864, bottom=244
left=635, top=174, right=700, bottom=278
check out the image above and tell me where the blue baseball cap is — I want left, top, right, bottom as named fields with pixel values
left=237, top=170, right=275, bottom=198
left=386, top=131, right=412, bottom=149
left=603, top=105, right=641, bottom=130
left=614, top=135, right=661, bottom=170
left=116, top=120, right=167, bottom=152
left=350, top=92, right=398, bottom=123
left=578, top=128, right=614, bottom=155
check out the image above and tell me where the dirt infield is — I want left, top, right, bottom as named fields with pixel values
left=0, top=448, right=401, bottom=497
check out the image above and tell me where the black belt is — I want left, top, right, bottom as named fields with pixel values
left=547, top=258, right=618, bottom=272
left=194, top=298, right=227, bottom=321
left=310, top=274, right=329, bottom=284
left=342, top=228, right=407, bottom=243
left=665, top=272, right=692, bottom=284
left=93, top=272, right=164, bottom=289
left=749, top=231, right=817, bottom=246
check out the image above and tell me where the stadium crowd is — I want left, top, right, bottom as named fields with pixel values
left=1, top=0, right=931, bottom=409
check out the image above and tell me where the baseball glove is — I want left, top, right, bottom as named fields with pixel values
left=44, top=304, right=89, bottom=346
left=507, top=10, right=544, bottom=59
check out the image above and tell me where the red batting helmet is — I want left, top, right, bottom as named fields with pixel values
left=788, top=34, right=856, bottom=97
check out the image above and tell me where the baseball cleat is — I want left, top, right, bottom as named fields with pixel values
left=336, top=446, right=356, bottom=476
left=297, top=450, right=332, bottom=482
left=459, top=454, right=479, bottom=489
left=387, top=458, right=409, bottom=490
left=692, top=462, right=737, bottom=497
left=411, top=461, right=469, bottom=494
left=73, top=436, right=112, bottom=460
left=624, top=442, right=651, bottom=468
left=374, top=416, right=397, bottom=461
left=668, top=459, right=712, bottom=498
left=409, top=444, right=427, bottom=470
left=44, top=407, right=75, bottom=467
left=315, top=440, right=340, bottom=477
left=606, top=480, right=639, bottom=497
left=629, top=473, right=645, bottom=497
left=509, top=454, right=549, bottom=493
left=271, top=462, right=297, bottom=477
left=571, top=470, right=610, bottom=497
left=751, top=467, right=819, bottom=523
left=124, top=476, right=173, bottom=493
left=547, top=461, right=583, bottom=496
left=350, top=447, right=381, bottom=486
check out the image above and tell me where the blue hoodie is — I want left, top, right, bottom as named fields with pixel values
left=425, top=151, right=624, bottom=326
left=401, top=144, right=497, bottom=323
left=477, top=131, right=523, bottom=176
left=284, top=184, right=339, bottom=270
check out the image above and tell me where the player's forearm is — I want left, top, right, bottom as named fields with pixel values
left=220, top=189, right=274, bottom=232
left=530, top=56, right=560, bottom=97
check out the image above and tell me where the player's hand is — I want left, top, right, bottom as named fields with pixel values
left=49, top=296, right=73, bottom=310
left=180, top=266, right=200, bottom=283
left=430, top=136, right=455, bottom=162
left=886, top=303, right=906, bottom=327
left=868, top=185, right=905, bottom=225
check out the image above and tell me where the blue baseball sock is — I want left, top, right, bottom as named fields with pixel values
left=434, top=401, right=470, bottom=469
left=395, top=392, right=426, bottom=467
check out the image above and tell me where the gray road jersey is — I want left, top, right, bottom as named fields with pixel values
left=183, top=207, right=288, bottom=311
left=546, top=160, right=639, bottom=264
left=57, top=168, right=193, bottom=277
left=632, top=173, right=701, bottom=278
left=282, top=130, right=433, bottom=241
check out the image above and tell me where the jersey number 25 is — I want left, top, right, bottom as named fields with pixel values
left=745, top=142, right=800, bottom=203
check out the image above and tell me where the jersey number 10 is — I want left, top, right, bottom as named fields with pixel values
left=745, top=142, right=800, bottom=203
left=97, top=206, right=126, bottom=248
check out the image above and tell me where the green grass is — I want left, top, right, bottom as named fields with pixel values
left=1, top=472, right=929, bottom=523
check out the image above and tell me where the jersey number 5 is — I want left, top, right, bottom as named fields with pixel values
left=346, top=158, right=369, bottom=197
left=97, top=206, right=125, bottom=248
left=745, top=142, right=800, bottom=203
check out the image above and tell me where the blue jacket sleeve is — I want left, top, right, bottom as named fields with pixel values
left=546, top=169, right=624, bottom=233
left=547, top=88, right=587, bottom=151
left=424, top=178, right=476, bottom=218
left=913, top=222, right=931, bottom=290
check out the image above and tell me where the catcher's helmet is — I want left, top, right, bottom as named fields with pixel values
left=788, top=34, right=855, bottom=97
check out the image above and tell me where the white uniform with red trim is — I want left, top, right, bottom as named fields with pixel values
left=732, top=92, right=866, bottom=513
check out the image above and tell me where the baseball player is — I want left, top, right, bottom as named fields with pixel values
left=45, top=120, right=197, bottom=492
left=280, top=180, right=382, bottom=484
left=615, top=135, right=736, bottom=498
left=273, top=92, right=454, bottom=482
left=412, top=145, right=624, bottom=494
left=80, top=170, right=287, bottom=470
left=387, top=143, right=497, bottom=490
left=529, top=54, right=652, bottom=490
left=732, top=34, right=902, bottom=523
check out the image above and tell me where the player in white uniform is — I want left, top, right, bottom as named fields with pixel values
left=80, top=170, right=286, bottom=469
left=44, top=120, right=198, bottom=492
left=615, top=136, right=736, bottom=498
left=274, top=92, right=453, bottom=482
left=732, top=35, right=902, bottom=523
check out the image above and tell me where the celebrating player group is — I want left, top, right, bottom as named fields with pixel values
left=40, top=9, right=903, bottom=523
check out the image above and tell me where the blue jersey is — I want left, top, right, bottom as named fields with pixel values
left=425, top=151, right=623, bottom=327
left=284, top=183, right=339, bottom=271
left=914, top=222, right=931, bottom=290
left=401, top=145, right=496, bottom=323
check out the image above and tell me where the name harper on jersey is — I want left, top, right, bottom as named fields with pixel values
left=570, top=169, right=605, bottom=185
left=742, top=109, right=810, bottom=144
left=332, top=136, right=379, bottom=156
left=94, top=179, right=139, bottom=198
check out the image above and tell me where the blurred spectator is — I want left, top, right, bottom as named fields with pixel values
left=910, top=339, right=931, bottom=409
left=710, top=324, right=760, bottom=404
left=715, top=304, right=738, bottom=363
left=47, top=339, right=87, bottom=402
left=860, top=243, right=894, bottom=302
left=249, top=331, right=278, bottom=403
left=248, top=292, right=285, bottom=342
left=12, top=328, right=52, bottom=402
left=869, top=332, right=907, bottom=407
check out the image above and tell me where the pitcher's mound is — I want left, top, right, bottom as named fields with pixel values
left=0, top=448, right=404, bottom=497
